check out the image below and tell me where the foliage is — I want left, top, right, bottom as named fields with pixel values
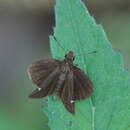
left=43, top=0, right=130, bottom=129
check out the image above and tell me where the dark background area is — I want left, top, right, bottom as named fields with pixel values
left=0, top=0, right=130, bottom=130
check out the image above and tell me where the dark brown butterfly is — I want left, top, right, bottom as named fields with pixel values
left=27, top=51, right=93, bottom=114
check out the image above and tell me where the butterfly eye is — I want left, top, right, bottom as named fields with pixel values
left=73, top=56, right=75, bottom=61
left=65, top=54, right=67, bottom=58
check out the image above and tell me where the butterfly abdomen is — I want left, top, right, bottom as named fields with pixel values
left=55, top=64, right=69, bottom=96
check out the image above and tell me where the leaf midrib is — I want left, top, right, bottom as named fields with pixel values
left=66, top=1, right=95, bottom=130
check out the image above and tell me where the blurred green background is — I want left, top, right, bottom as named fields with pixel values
left=0, top=0, right=129, bottom=130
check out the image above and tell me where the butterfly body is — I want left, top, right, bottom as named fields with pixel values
left=28, top=51, right=93, bottom=114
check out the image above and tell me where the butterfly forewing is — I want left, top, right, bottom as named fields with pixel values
left=27, top=59, right=61, bottom=87
left=73, top=66, right=93, bottom=101
left=29, top=66, right=61, bottom=98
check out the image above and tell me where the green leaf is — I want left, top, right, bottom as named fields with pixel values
left=43, top=0, right=130, bottom=129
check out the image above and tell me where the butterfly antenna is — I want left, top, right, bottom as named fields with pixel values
left=76, top=51, right=97, bottom=57
left=87, top=51, right=97, bottom=54
left=53, top=36, right=67, bottom=52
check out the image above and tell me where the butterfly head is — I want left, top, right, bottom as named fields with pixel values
left=65, top=51, right=75, bottom=62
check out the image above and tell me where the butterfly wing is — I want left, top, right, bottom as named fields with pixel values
left=27, top=59, right=61, bottom=87
left=27, top=59, right=62, bottom=98
left=60, top=71, right=75, bottom=114
left=73, top=66, right=93, bottom=101
left=29, top=66, right=61, bottom=98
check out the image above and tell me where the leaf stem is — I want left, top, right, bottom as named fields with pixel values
left=90, top=98, right=95, bottom=130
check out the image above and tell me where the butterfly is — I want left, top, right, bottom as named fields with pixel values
left=27, top=51, right=93, bottom=114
